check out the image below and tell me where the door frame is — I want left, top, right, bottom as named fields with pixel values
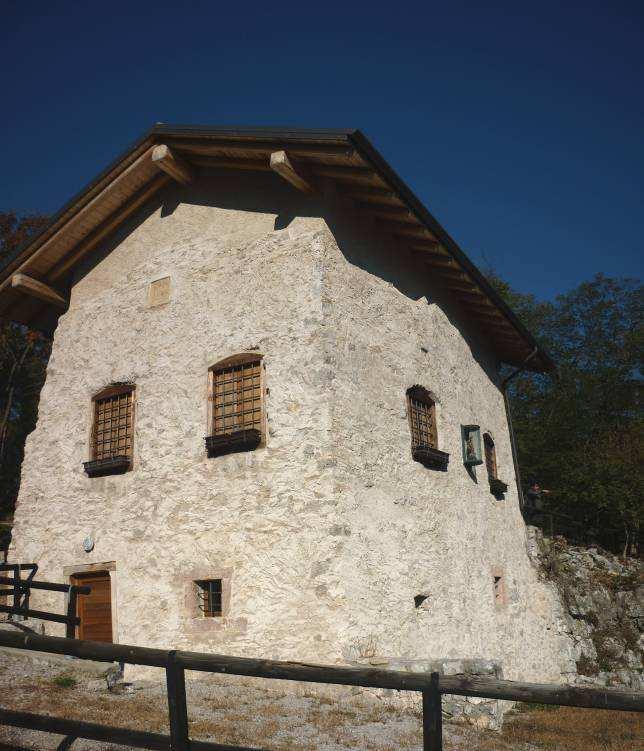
left=63, top=561, right=118, bottom=642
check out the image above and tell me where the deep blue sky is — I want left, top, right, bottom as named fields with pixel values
left=1, top=1, right=642, bottom=300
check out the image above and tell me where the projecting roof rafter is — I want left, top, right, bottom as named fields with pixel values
left=0, top=124, right=553, bottom=372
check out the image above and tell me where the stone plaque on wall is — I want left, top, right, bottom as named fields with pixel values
left=148, top=276, right=171, bottom=307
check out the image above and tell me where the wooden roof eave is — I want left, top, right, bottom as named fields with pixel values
left=0, top=125, right=553, bottom=372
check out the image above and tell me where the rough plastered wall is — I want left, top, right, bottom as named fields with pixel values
left=10, top=174, right=574, bottom=684
left=10, top=175, right=342, bottom=662
left=311, top=202, right=577, bottom=683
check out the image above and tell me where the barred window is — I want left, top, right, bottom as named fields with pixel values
left=206, top=354, right=265, bottom=457
left=406, top=385, right=437, bottom=449
left=196, top=579, right=222, bottom=617
left=92, top=384, right=135, bottom=462
left=484, top=433, right=497, bottom=480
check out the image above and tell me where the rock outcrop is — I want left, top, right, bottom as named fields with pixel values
left=528, top=529, right=643, bottom=689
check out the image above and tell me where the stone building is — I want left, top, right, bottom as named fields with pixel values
left=0, top=126, right=576, bottom=683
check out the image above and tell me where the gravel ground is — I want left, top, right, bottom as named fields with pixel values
left=0, top=646, right=520, bottom=750
left=1, top=646, right=640, bottom=750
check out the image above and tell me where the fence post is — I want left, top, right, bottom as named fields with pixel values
left=65, top=587, right=79, bottom=639
left=422, top=672, right=442, bottom=750
left=166, top=651, right=189, bottom=751
left=12, top=565, right=20, bottom=617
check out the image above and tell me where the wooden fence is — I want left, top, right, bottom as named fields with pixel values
left=0, top=629, right=642, bottom=750
left=0, top=563, right=90, bottom=638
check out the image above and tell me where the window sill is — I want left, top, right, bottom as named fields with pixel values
left=489, top=478, right=509, bottom=497
left=412, top=445, right=450, bottom=471
left=83, top=456, right=131, bottom=477
left=205, top=428, right=262, bottom=458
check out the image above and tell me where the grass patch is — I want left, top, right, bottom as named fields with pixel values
left=52, top=674, right=77, bottom=689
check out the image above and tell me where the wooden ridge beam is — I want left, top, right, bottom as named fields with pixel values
left=152, top=144, right=194, bottom=185
left=191, top=157, right=270, bottom=172
left=270, top=151, right=314, bottom=193
left=11, top=274, right=67, bottom=309
left=167, top=138, right=355, bottom=158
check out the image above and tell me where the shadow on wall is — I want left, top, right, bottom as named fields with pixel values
left=322, top=198, right=501, bottom=387
left=72, top=170, right=501, bottom=388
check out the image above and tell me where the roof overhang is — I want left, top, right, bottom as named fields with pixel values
left=0, top=124, right=553, bottom=372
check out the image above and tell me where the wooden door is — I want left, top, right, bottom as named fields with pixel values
left=71, top=571, right=113, bottom=643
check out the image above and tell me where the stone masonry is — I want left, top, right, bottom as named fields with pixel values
left=10, top=172, right=575, bottom=687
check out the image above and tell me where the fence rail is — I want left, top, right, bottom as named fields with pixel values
left=0, top=564, right=90, bottom=638
left=0, top=629, right=641, bottom=750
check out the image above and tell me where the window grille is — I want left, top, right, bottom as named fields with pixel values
left=92, top=385, right=135, bottom=462
left=196, top=579, right=222, bottom=617
left=406, top=386, right=449, bottom=470
left=407, top=387, right=437, bottom=449
left=211, top=358, right=262, bottom=436
left=484, top=434, right=497, bottom=480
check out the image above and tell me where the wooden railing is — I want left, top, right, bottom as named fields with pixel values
left=0, top=564, right=90, bottom=638
left=0, top=630, right=642, bottom=750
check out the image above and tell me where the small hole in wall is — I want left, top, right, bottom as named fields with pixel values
left=493, top=574, right=506, bottom=606
left=414, top=594, right=429, bottom=608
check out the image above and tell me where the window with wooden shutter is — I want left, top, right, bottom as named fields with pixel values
left=484, top=433, right=508, bottom=497
left=206, top=354, right=265, bottom=457
left=406, top=386, right=449, bottom=471
left=83, top=384, right=135, bottom=477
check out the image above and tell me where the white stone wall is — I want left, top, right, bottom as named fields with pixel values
left=10, top=175, right=575, bottom=682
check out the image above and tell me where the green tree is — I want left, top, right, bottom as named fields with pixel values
left=0, top=212, right=51, bottom=522
left=489, top=272, right=643, bottom=553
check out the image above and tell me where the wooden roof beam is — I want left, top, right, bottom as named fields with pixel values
left=356, top=203, right=414, bottom=221
left=11, top=273, right=67, bottom=309
left=50, top=174, right=171, bottom=282
left=152, top=145, right=194, bottom=185
left=270, top=151, right=314, bottom=194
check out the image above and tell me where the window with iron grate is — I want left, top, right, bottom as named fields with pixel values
left=407, top=386, right=437, bottom=449
left=196, top=579, right=223, bottom=617
left=406, top=385, right=449, bottom=470
left=206, top=354, right=265, bottom=457
left=84, top=384, right=135, bottom=476
left=93, top=385, right=135, bottom=460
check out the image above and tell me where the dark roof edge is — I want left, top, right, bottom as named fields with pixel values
left=150, top=123, right=357, bottom=141
left=0, top=126, right=357, bottom=278
left=348, top=130, right=555, bottom=372
left=0, top=130, right=156, bottom=279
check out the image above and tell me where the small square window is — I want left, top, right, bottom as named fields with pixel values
left=196, top=579, right=222, bottom=617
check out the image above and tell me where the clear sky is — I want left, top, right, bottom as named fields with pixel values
left=1, top=1, right=642, bottom=300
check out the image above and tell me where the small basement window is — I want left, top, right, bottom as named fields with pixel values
left=196, top=579, right=223, bottom=617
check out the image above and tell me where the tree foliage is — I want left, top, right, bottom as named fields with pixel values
left=0, top=212, right=51, bottom=520
left=489, top=271, right=643, bottom=551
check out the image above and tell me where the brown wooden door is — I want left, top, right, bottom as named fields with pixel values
left=71, top=571, right=113, bottom=643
